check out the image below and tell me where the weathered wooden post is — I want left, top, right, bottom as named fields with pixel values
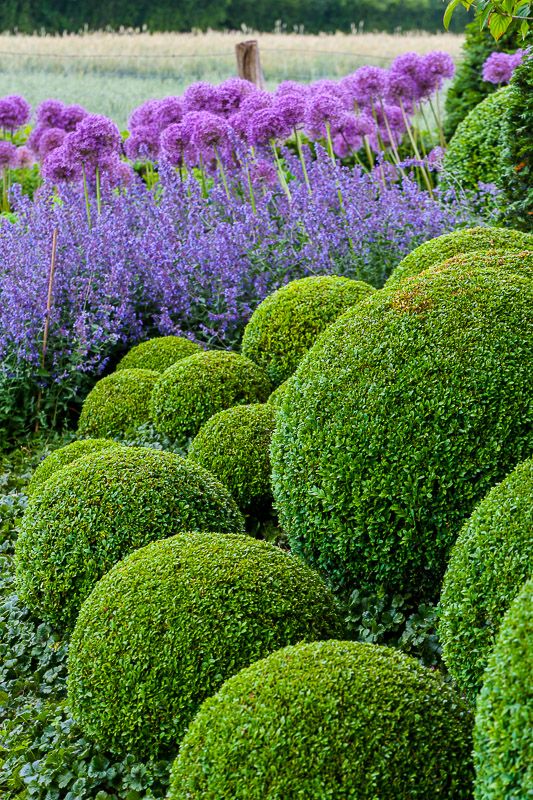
left=235, top=40, right=265, bottom=89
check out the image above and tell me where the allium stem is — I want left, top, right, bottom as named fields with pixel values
left=95, top=166, right=102, bottom=215
left=399, top=100, right=434, bottom=197
left=1, top=169, right=8, bottom=213
left=82, top=165, right=92, bottom=229
left=377, top=100, right=408, bottom=179
left=214, top=146, right=230, bottom=201
left=199, top=155, right=208, bottom=199
left=244, top=160, right=257, bottom=214
left=294, top=128, right=311, bottom=195
left=271, top=141, right=292, bottom=202
left=363, top=136, right=375, bottom=169
left=429, top=95, right=446, bottom=148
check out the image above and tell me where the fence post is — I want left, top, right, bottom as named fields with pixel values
left=235, top=40, right=265, bottom=89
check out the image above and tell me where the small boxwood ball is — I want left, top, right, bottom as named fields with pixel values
left=168, top=640, right=474, bottom=800
left=28, top=438, right=117, bottom=495
left=151, top=351, right=271, bottom=446
left=271, top=266, right=533, bottom=603
left=77, top=369, right=159, bottom=439
left=15, top=448, right=244, bottom=630
left=116, top=336, right=202, bottom=373
left=386, top=226, right=533, bottom=290
left=439, top=458, right=532, bottom=701
left=67, top=533, right=343, bottom=759
left=474, top=580, right=532, bottom=800
left=241, top=275, right=375, bottom=387
left=188, top=404, right=276, bottom=514
left=267, top=378, right=292, bottom=409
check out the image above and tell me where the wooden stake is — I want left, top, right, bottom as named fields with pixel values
left=235, top=40, right=265, bottom=89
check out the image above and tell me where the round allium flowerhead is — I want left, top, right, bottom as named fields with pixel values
left=116, top=336, right=202, bottom=373
left=67, top=532, right=342, bottom=758
left=160, top=122, right=192, bottom=166
left=187, top=110, right=231, bottom=154
left=438, top=458, right=533, bottom=701
left=241, top=275, right=375, bottom=387
left=188, top=404, right=277, bottom=514
left=38, top=127, right=67, bottom=159
left=61, top=103, right=88, bottom=132
left=341, top=65, right=388, bottom=106
left=154, top=96, right=183, bottom=129
left=389, top=52, right=426, bottom=102
left=128, top=98, right=163, bottom=130
left=272, top=92, right=307, bottom=129
left=15, top=448, right=244, bottom=631
left=0, top=140, right=17, bottom=170
left=168, top=639, right=474, bottom=800
left=28, top=437, right=118, bottom=496
left=386, top=225, right=533, bottom=290
left=271, top=266, right=533, bottom=603
left=151, top=351, right=271, bottom=447
left=473, top=579, right=532, bottom=800
left=0, top=94, right=31, bottom=131
left=216, top=77, right=256, bottom=116
left=36, top=98, right=66, bottom=128
left=305, top=92, right=345, bottom=137
left=14, top=145, right=34, bottom=169
left=246, top=108, right=290, bottom=146
left=182, top=81, right=219, bottom=114
left=482, top=50, right=524, bottom=85
left=77, top=369, right=159, bottom=439
left=40, top=143, right=82, bottom=182
left=123, top=125, right=161, bottom=161
left=65, top=113, right=121, bottom=166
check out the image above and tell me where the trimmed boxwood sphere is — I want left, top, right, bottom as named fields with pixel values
left=168, top=640, right=474, bottom=800
left=188, top=404, right=276, bottom=514
left=241, top=275, right=375, bottom=387
left=474, top=579, right=532, bottom=800
left=267, top=378, right=292, bottom=409
left=15, top=448, right=244, bottom=630
left=67, top=533, right=343, bottom=759
left=386, top=227, right=533, bottom=290
left=151, top=351, right=271, bottom=446
left=271, top=266, right=533, bottom=603
left=439, top=458, right=532, bottom=701
left=77, top=369, right=159, bottom=439
left=28, top=438, right=117, bottom=495
left=116, top=336, right=202, bottom=373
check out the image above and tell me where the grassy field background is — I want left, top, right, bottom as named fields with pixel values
left=0, top=30, right=464, bottom=127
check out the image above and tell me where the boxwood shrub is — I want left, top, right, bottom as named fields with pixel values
left=28, top=438, right=118, bottom=495
left=271, top=266, right=533, bottom=604
left=15, top=447, right=244, bottom=630
left=474, top=579, right=532, bottom=800
left=67, top=533, right=343, bottom=759
left=151, top=351, right=271, bottom=446
left=116, top=336, right=202, bottom=372
left=77, top=369, right=159, bottom=439
left=168, top=640, right=474, bottom=800
left=241, top=276, right=374, bottom=387
left=267, top=378, right=292, bottom=410
left=501, top=52, right=533, bottom=231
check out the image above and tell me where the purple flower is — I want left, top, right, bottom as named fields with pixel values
left=182, top=82, right=219, bottom=114
left=427, top=146, right=446, bottom=171
left=61, top=104, right=89, bottom=131
left=423, top=51, right=455, bottom=83
left=374, top=104, right=406, bottom=134
left=389, top=53, right=425, bottom=102
left=128, top=99, right=163, bottom=130
left=336, top=113, right=376, bottom=151
left=124, top=125, right=161, bottom=161
left=14, top=145, right=34, bottom=169
left=66, top=114, right=121, bottom=167
left=186, top=111, right=231, bottom=151
left=247, top=108, right=291, bottom=146
left=0, top=95, right=31, bottom=132
left=160, top=123, right=192, bottom=166
left=154, top=97, right=184, bottom=130
left=41, top=145, right=82, bottom=182
left=0, top=140, right=17, bottom=170
left=239, top=91, right=273, bottom=116
left=384, top=72, right=418, bottom=108
left=305, top=93, right=345, bottom=138
left=333, top=134, right=351, bottom=159
left=250, top=159, right=278, bottom=187
left=482, top=50, right=524, bottom=84
left=275, top=80, right=309, bottom=97
left=39, top=128, right=67, bottom=159
left=341, top=66, right=387, bottom=106
left=216, top=78, right=256, bottom=116
left=273, top=92, right=307, bottom=129
left=37, top=99, right=66, bottom=128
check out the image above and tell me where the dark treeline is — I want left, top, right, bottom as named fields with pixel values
left=0, top=0, right=469, bottom=34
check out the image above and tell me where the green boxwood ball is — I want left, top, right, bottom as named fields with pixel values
left=267, top=378, right=292, bottom=409
left=474, top=579, right=532, bottom=800
left=67, top=533, right=343, bottom=759
left=151, top=351, right=271, bottom=446
left=271, top=266, right=533, bottom=603
left=188, top=404, right=276, bottom=514
left=15, top=448, right=244, bottom=630
left=241, top=275, right=375, bottom=387
left=28, top=438, right=117, bottom=495
left=77, top=369, right=159, bottom=439
left=386, top=227, right=533, bottom=290
left=439, top=458, right=532, bottom=702
left=168, top=639, right=474, bottom=800
left=116, top=336, right=202, bottom=373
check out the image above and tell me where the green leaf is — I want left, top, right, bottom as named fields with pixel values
left=443, top=0, right=465, bottom=29
left=489, top=12, right=513, bottom=39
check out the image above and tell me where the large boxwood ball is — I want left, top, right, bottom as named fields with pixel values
left=77, top=369, right=159, bottom=439
left=271, top=266, right=533, bottom=603
left=188, top=404, right=276, bottom=514
left=439, top=458, right=532, bottom=701
left=168, top=640, right=474, bottom=800
left=474, top=579, right=532, bottom=800
left=28, top=438, right=117, bottom=495
left=151, top=351, right=271, bottom=446
left=67, top=533, right=343, bottom=759
left=15, top=448, right=244, bottom=630
left=241, top=276, right=374, bottom=387
left=116, top=336, right=202, bottom=373
left=386, top=226, right=533, bottom=290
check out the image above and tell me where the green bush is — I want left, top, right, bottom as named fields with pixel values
left=241, top=276, right=375, bottom=387
left=151, top=351, right=271, bottom=446
left=474, top=579, right=532, bottom=800
left=15, top=447, right=244, bottom=630
left=502, top=52, right=533, bottom=231
left=386, top=226, right=533, bottom=290
left=67, top=532, right=342, bottom=759
left=267, top=378, right=292, bottom=409
left=188, top=404, right=276, bottom=514
left=271, top=266, right=533, bottom=604
left=439, top=458, right=532, bottom=702
left=168, top=639, right=474, bottom=800
left=116, top=336, right=202, bottom=372
left=27, top=438, right=117, bottom=495
left=77, top=368, right=159, bottom=439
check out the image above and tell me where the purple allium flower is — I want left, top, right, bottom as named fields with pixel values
left=250, top=159, right=278, bottom=187
left=247, top=108, right=291, bottom=146
left=128, top=99, right=163, bottom=130
left=273, top=92, right=307, bottom=129
left=124, top=125, right=161, bottom=161
left=37, top=99, right=67, bottom=128
left=482, top=50, right=525, bottom=84
left=216, top=78, right=256, bottom=116
left=0, top=95, right=31, bottom=132
left=160, top=122, right=191, bottom=166
left=305, top=93, right=345, bottom=138
left=423, top=51, right=455, bottom=84
left=66, top=114, right=121, bottom=167
left=389, top=53, right=425, bottom=102
left=0, top=140, right=17, bottom=170
left=155, top=96, right=184, bottom=130
left=182, top=82, right=219, bottom=114
left=41, top=145, right=82, bottom=182
left=384, top=72, right=419, bottom=107
left=336, top=113, right=376, bottom=151
left=341, top=66, right=387, bottom=106
left=185, top=111, right=231, bottom=152
left=61, top=104, right=89, bottom=131
left=374, top=104, right=406, bottom=134
left=14, top=145, right=34, bottom=169
left=275, top=80, right=309, bottom=98
left=239, top=91, right=273, bottom=116
left=39, top=127, right=67, bottom=159
left=333, top=134, right=351, bottom=159
left=309, top=79, right=344, bottom=98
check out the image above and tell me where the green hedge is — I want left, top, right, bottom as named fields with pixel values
left=168, top=639, right=474, bottom=800
left=77, top=369, right=159, bottom=439
left=501, top=53, right=533, bottom=231
left=27, top=438, right=117, bottom=495
left=116, top=336, right=202, bottom=373
left=15, top=447, right=244, bottom=630
left=67, top=533, right=343, bottom=758
left=267, top=378, right=292, bottom=410
left=271, top=266, right=533, bottom=603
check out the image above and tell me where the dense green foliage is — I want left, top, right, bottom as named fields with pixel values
left=267, top=378, right=292, bottom=409
left=169, top=639, right=474, bottom=800
left=27, top=437, right=117, bottom=495
left=386, top=226, right=533, bottom=289
left=151, top=351, right=271, bottom=447
left=241, top=276, right=374, bottom=387
left=67, top=532, right=342, bottom=759
left=502, top=53, right=533, bottom=230
left=188, top=404, right=276, bottom=514
left=77, top=368, right=159, bottom=439
left=439, top=458, right=533, bottom=701
left=15, top=447, right=244, bottom=630
left=271, top=266, right=533, bottom=604
left=473, top=580, right=532, bottom=800
left=116, top=336, right=202, bottom=373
